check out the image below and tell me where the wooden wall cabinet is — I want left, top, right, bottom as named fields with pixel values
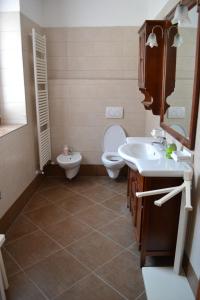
left=138, top=20, right=175, bottom=115
left=127, top=168, right=182, bottom=266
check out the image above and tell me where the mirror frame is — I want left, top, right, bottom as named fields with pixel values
left=160, top=0, right=200, bottom=149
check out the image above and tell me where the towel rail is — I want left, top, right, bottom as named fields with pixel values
left=32, top=28, right=51, bottom=172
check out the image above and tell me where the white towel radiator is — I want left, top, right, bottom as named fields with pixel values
left=32, top=28, right=51, bottom=172
left=136, top=166, right=194, bottom=300
left=136, top=165, right=193, bottom=274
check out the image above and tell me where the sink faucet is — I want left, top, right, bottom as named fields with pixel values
left=152, top=136, right=167, bottom=148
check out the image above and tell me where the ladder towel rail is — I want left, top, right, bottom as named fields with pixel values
left=32, top=28, right=51, bottom=172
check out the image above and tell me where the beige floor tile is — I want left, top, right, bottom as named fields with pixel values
left=57, top=194, right=95, bottom=214
left=4, top=176, right=141, bottom=300
left=43, top=216, right=94, bottom=247
left=107, top=178, right=127, bottom=194
left=66, top=231, right=123, bottom=270
left=24, top=204, right=70, bottom=228
left=26, top=250, right=90, bottom=299
left=102, top=194, right=130, bottom=216
left=6, top=272, right=46, bottom=300
left=66, top=177, right=101, bottom=193
left=23, top=192, right=52, bottom=213
left=2, top=249, right=21, bottom=278
left=6, top=215, right=37, bottom=244
left=99, top=216, right=135, bottom=248
left=39, top=186, right=74, bottom=203
left=128, top=242, right=140, bottom=257
left=75, top=204, right=119, bottom=229
left=37, top=176, right=65, bottom=191
left=82, top=185, right=118, bottom=203
left=136, top=292, right=147, bottom=300
left=5, top=230, right=60, bottom=269
left=92, top=176, right=113, bottom=185
left=55, top=274, right=124, bottom=300
left=96, top=251, right=144, bottom=300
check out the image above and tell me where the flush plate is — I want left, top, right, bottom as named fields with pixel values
left=105, top=106, right=124, bottom=119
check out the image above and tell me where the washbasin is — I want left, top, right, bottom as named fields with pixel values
left=118, top=137, right=189, bottom=177
left=120, top=143, right=161, bottom=160
left=118, top=142, right=161, bottom=170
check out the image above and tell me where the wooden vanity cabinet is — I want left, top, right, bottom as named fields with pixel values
left=128, top=168, right=182, bottom=266
left=138, top=20, right=174, bottom=115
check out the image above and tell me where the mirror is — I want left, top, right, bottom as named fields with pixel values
left=161, top=1, right=200, bottom=149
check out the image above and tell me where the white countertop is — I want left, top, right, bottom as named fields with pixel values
left=119, top=137, right=191, bottom=178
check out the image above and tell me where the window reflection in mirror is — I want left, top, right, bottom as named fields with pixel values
left=164, top=5, right=198, bottom=139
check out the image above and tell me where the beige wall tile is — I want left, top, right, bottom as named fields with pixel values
left=48, top=69, right=138, bottom=80
left=46, top=27, right=145, bottom=164
left=123, top=41, right=139, bottom=57
left=47, top=42, right=66, bottom=57
left=44, top=28, right=67, bottom=42
left=65, top=27, right=124, bottom=42
left=48, top=57, right=66, bottom=70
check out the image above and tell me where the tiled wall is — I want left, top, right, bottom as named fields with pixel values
left=0, top=12, right=26, bottom=124
left=0, top=14, right=41, bottom=218
left=45, top=27, right=145, bottom=164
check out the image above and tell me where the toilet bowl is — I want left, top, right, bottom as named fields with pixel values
left=57, top=152, right=82, bottom=179
left=101, top=125, right=126, bottom=179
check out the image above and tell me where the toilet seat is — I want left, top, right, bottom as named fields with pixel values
left=102, top=152, right=124, bottom=167
left=57, top=152, right=82, bottom=166
left=101, top=125, right=126, bottom=178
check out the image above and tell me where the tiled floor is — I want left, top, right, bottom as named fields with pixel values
left=3, top=176, right=146, bottom=300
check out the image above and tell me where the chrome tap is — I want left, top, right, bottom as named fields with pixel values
left=152, top=137, right=167, bottom=148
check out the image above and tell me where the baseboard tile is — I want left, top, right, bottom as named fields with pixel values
left=44, top=163, right=127, bottom=177
left=0, top=174, right=43, bottom=233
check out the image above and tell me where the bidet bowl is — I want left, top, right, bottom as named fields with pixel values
left=57, top=152, right=82, bottom=179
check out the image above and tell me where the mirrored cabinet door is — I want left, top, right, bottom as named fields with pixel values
left=161, top=0, right=200, bottom=149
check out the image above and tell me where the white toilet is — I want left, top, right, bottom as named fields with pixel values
left=101, top=125, right=126, bottom=179
left=57, top=152, right=82, bottom=179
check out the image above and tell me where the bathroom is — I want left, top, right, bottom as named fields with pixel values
left=0, top=0, right=200, bottom=299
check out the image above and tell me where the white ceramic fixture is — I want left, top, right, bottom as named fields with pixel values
left=118, top=137, right=191, bottom=177
left=120, top=143, right=161, bottom=160
left=101, top=125, right=126, bottom=179
left=57, top=152, right=82, bottom=179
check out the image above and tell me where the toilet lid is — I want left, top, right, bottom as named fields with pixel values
left=103, top=125, right=126, bottom=152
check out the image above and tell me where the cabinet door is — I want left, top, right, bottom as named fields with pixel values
left=140, top=176, right=182, bottom=266
left=138, top=33, right=146, bottom=89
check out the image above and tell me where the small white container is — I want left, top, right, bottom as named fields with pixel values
left=63, top=145, right=69, bottom=156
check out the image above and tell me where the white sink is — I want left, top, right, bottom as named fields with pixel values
left=118, top=137, right=188, bottom=177
left=119, top=143, right=161, bottom=161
